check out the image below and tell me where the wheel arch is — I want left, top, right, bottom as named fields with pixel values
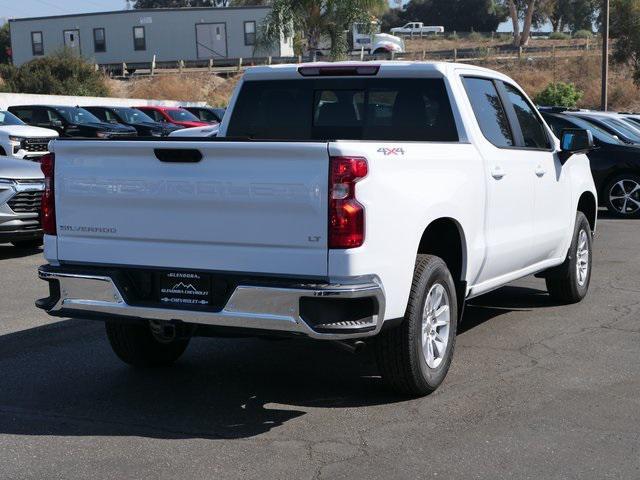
left=417, top=217, right=468, bottom=284
left=577, top=190, right=597, bottom=233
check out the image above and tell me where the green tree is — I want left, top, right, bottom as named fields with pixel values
left=2, top=48, right=109, bottom=96
left=261, top=0, right=386, bottom=59
left=534, top=82, right=583, bottom=107
left=0, top=23, right=11, bottom=64
left=385, top=0, right=507, bottom=33
left=505, top=0, right=538, bottom=46
left=610, top=0, right=640, bottom=85
left=540, top=0, right=598, bottom=32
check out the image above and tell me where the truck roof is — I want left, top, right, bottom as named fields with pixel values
left=243, top=61, right=511, bottom=82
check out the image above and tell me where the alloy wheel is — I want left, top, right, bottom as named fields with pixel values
left=609, top=179, right=640, bottom=215
left=576, top=229, right=590, bottom=287
left=421, top=283, right=451, bottom=369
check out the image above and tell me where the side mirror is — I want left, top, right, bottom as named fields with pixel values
left=51, top=119, right=63, bottom=128
left=559, top=129, right=594, bottom=164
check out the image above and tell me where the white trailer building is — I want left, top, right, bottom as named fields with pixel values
left=9, top=6, right=293, bottom=67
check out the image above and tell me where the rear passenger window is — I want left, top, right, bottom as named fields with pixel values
left=503, top=83, right=551, bottom=149
left=463, top=77, right=513, bottom=147
left=11, top=109, right=34, bottom=123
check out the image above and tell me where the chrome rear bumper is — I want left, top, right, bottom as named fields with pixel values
left=37, top=267, right=385, bottom=340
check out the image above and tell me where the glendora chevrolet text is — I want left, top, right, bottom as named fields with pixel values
left=36, top=62, right=598, bottom=396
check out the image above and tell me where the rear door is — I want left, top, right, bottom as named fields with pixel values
left=54, top=140, right=330, bottom=277
left=461, top=75, right=538, bottom=283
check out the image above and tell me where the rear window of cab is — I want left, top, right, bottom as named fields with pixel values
left=227, top=78, right=459, bottom=142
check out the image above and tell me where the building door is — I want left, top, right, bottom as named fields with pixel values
left=63, top=30, right=81, bottom=54
left=196, top=23, right=227, bottom=59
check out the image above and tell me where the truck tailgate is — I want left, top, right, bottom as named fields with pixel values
left=53, top=140, right=330, bottom=277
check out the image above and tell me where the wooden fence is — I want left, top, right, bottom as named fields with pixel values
left=99, top=41, right=599, bottom=79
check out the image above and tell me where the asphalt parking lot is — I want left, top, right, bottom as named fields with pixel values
left=0, top=214, right=639, bottom=480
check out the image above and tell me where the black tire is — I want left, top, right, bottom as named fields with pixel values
left=105, top=321, right=190, bottom=367
left=11, top=238, right=43, bottom=249
left=545, top=211, right=592, bottom=304
left=604, top=174, right=640, bottom=218
left=374, top=255, right=458, bottom=397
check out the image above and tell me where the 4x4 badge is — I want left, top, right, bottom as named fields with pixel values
left=378, top=147, right=405, bottom=156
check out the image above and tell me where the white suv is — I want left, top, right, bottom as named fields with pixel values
left=0, top=110, right=58, bottom=161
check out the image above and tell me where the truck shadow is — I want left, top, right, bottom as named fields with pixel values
left=0, top=284, right=550, bottom=440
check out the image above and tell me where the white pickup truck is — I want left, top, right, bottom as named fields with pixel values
left=391, top=23, right=445, bottom=36
left=36, top=62, right=597, bottom=396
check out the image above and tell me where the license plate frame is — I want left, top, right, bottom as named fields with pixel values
left=158, top=271, right=211, bottom=307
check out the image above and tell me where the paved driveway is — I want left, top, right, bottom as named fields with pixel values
left=0, top=215, right=638, bottom=479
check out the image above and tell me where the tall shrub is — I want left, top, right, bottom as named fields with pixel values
left=3, top=48, right=109, bottom=96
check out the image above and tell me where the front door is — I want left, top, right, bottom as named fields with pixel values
left=501, top=82, right=572, bottom=263
left=63, top=30, right=81, bottom=54
left=196, top=23, right=227, bottom=59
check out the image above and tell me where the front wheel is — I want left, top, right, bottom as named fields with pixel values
left=106, top=320, right=191, bottom=367
left=375, top=255, right=458, bottom=396
left=545, top=211, right=592, bottom=304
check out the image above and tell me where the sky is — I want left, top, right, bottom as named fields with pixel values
left=0, top=0, right=126, bottom=20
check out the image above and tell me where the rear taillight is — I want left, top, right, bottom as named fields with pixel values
left=40, top=153, right=56, bottom=236
left=329, top=156, right=368, bottom=249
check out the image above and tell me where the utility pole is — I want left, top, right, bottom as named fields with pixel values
left=601, top=0, right=610, bottom=111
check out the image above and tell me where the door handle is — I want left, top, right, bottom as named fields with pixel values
left=535, top=165, right=546, bottom=177
left=491, top=166, right=506, bottom=180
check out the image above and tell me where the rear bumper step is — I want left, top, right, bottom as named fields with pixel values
left=37, top=266, right=385, bottom=340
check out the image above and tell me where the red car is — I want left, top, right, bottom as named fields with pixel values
left=135, top=106, right=211, bottom=128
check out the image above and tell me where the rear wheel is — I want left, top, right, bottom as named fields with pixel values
left=105, top=320, right=191, bottom=367
left=545, top=211, right=592, bottom=304
left=604, top=174, right=640, bottom=218
left=375, top=255, right=458, bottom=396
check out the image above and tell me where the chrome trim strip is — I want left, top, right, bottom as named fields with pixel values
left=38, top=269, right=385, bottom=340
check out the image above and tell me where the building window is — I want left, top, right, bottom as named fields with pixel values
left=244, top=21, right=256, bottom=46
left=133, top=26, right=146, bottom=51
left=31, top=31, right=44, bottom=56
left=94, top=28, right=106, bottom=53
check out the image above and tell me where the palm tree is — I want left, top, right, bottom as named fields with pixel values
left=261, top=0, right=387, bottom=59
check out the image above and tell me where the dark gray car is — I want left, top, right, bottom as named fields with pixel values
left=0, top=156, right=44, bottom=247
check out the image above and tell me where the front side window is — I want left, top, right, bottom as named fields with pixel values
left=94, top=28, right=106, bottom=52
left=31, top=32, right=44, bottom=56
left=244, top=21, right=256, bottom=46
left=133, top=26, right=146, bottom=51
left=462, top=77, right=513, bottom=148
left=228, top=78, right=458, bottom=142
left=503, top=83, right=551, bottom=149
